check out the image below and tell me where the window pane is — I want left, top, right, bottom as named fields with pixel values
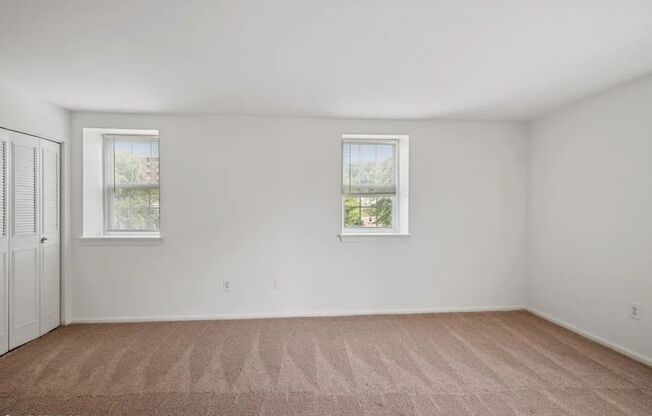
left=150, top=188, right=160, bottom=209
left=114, top=140, right=159, bottom=186
left=375, top=197, right=392, bottom=227
left=108, top=136, right=160, bottom=232
left=110, top=188, right=160, bottom=231
left=343, top=197, right=393, bottom=228
left=361, top=207, right=375, bottom=226
left=342, top=142, right=396, bottom=195
left=344, top=198, right=362, bottom=227
left=360, top=197, right=375, bottom=207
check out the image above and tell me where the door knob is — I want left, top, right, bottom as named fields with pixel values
left=40, top=237, right=48, bottom=244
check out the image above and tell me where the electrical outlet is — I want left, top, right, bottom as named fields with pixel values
left=223, top=279, right=231, bottom=292
left=629, top=302, right=640, bottom=320
left=274, top=277, right=282, bottom=290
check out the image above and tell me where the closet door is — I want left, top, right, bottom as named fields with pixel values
left=0, top=130, right=8, bottom=355
left=40, top=139, right=60, bottom=334
left=9, top=132, right=40, bottom=349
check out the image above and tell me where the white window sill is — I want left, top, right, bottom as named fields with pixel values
left=338, top=233, right=411, bottom=242
left=79, top=235, right=162, bottom=246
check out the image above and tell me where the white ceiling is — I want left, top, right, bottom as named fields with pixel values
left=1, top=0, right=651, bottom=121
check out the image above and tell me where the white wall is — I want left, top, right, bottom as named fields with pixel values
left=0, top=83, right=69, bottom=142
left=70, top=113, right=528, bottom=321
left=528, top=75, right=652, bottom=363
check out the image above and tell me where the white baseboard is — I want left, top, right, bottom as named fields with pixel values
left=526, top=307, right=652, bottom=367
left=70, top=305, right=525, bottom=324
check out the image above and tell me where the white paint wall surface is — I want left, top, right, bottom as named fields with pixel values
left=0, top=83, right=70, bottom=142
left=70, top=113, right=527, bottom=321
left=528, top=75, right=652, bottom=363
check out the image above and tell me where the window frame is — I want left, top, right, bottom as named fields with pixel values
left=341, top=138, right=399, bottom=234
left=102, top=133, right=160, bottom=236
left=340, top=134, right=409, bottom=236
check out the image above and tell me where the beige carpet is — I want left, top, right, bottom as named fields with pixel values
left=0, top=311, right=650, bottom=415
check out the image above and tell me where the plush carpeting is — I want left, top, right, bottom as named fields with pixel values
left=0, top=311, right=651, bottom=415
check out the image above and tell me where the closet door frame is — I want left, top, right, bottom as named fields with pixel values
left=0, top=130, right=8, bottom=355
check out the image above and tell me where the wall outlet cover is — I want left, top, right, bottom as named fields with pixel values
left=629, top=302, right=640, bottom=320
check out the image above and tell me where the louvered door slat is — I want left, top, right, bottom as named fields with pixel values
left=12, top=145, right=37, bottom=236
left=42, top=150, right=59, bottom=233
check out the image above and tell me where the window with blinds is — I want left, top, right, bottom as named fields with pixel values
left=104, top=134, right=160, bottom=233
left=342, top=139, right=399, bottom=232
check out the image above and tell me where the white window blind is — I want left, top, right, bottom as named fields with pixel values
left=342, top=141, right=396, bottom=196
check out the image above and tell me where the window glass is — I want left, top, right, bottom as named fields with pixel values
left=344, top=197, right=393, bottom=228
left=342, top=140, right=398, bottom=232
left=106, top=136, right=160, bottom=232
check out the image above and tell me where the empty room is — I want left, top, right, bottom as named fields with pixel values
left=0, top=0, right=651, bottom=415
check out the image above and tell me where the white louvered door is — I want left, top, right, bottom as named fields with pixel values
left=8, top=132, right=40, bottom=349
left=0, top=130, right=8, bottom=355
left=40, top=139, right=60, bottom=335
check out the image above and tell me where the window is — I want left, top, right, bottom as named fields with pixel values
left=82, top=128, right=161, bottom=240
left=104, top=135, right=160, bottom=233
left=341, top=134, right=409, bottom=235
